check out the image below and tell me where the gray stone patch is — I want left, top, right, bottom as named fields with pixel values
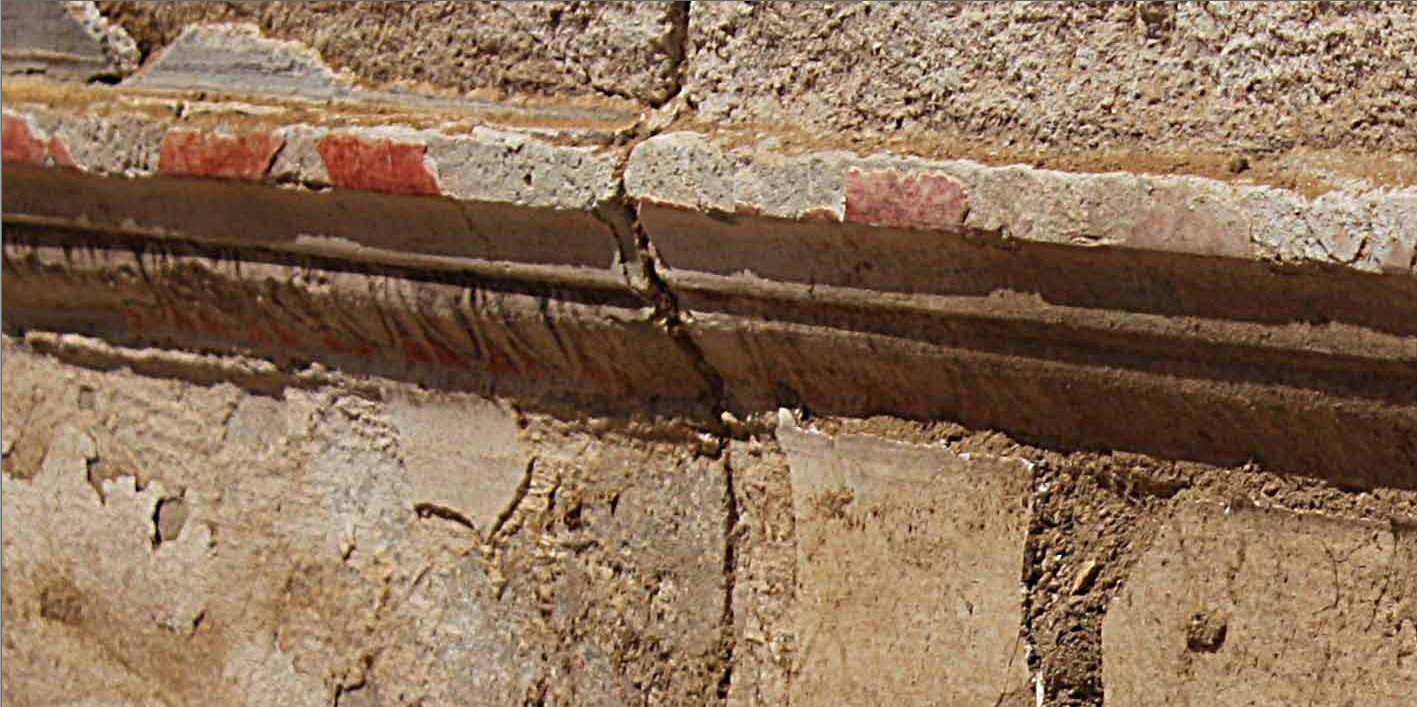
left=428, top=128, right=621, bottom=210
left=2, top=1, right=138, bottom=80
left=129, top=23, right=351, bottom=99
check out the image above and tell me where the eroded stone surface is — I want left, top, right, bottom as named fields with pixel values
left=159, top=128, right=284, bottom=180
left=0, top=337, right=729, bottom=706
left=387, top=391, right=527, bottom=540
left=776, top=414, right=1034, bottom=706
left=131, top=22, right=349, bottom=97
left=103, top=1, right=684, bottom=104
left=1104, top=502, right=1417, bottom=706
left=724, top=434, right=797, bottom=707
left=625, top=132, right=1417, bottom=275
left=688, top=2, right=1417, bottom=158
left=318, top=133, right=440, bottom=196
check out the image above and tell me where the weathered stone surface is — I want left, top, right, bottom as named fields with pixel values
left=387, top=391, right=527, bottom=540
left=626, top=132, right=1417, bottom=275
left=1104, top=502, right=1417, bottom=705
left=3, top=85, right=627, bottom=208
left=318, top=132, right=441, bottom=196
left=844, top=166, right=968, bottom=232
left=1, top=336, right=730, bottom=706
left=1, top=241, right=707, bottom=407
left=130, top=22, right=349, bottom=98
left=13, top=101, right=168, bottom=177
left=159, top=127, right=284, bottom=180
left=2, top=1, right=138, bottom=80
left=687, top=2, right=1417, bottom=159
left=2, top=112, right=75, bottom=168
left=103, top=1, right=684, bottom=104
left=2, top=84, right=630, bottom=272
left=776, top=413, right=1034, bottom=706
left=625, top=132, right=851, bottom=220
left=724, top=435, right=796, bottom=707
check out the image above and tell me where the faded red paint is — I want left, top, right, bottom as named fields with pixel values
left=1126, top=185, right=1251, bottom=259
left=318, top=134, right=440, bottom=196
left=46, top=136, right=75, bottom=168
left=426, top=338, right=464, bottom=368
left=399, top=334, right=432, bottom=364
left=844, top=167, right=969, bottom=232
left=159, top=129, right=284, bottom=180
left=3, top=116, right=48, bottom=163
left=319, top=330, right=348, bottom=354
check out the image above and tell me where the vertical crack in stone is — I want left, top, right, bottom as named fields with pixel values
left=1019, top=462, right=1051, bottom=706
left=599, top=131, right=730, bottom=418
left=602, top=122, right=742, bottom=700
left=716, top=445, right=740, bottom=701
left=488, top=456, right=538, bottom=542
left=649, top=1, right=692, bottom=108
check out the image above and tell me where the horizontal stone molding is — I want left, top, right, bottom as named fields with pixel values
left=626, top=132, right=1417, bottom=277
left=6, top=79, right=1417, bottom=486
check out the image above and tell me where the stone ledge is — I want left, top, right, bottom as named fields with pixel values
left=1, top=235, right=708, bottom=412
left=626, top=132, right=1417, bottom=277
left=1, top=83, right=626, bottom=209
left=6, top=77, right=1417, bottom=485
left=1, top=81, right=635, bottom=281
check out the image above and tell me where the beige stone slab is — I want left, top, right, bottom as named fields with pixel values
left=0, top=337, right=732, bottom=706
left=1104, top=502, right=1417, bottom=706
left=387, top=391, right=528, bottom=540
left=776, top=414, right=1034, bottom=706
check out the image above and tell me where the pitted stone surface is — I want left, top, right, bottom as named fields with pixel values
left=625, top=132, right=1417, bottom=275
left=687, top=2, right=1417, bottom=158
left=103, top=1, right=684, bottom=104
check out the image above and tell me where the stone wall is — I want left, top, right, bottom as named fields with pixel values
left=5, top=3, right=1417, bottom=706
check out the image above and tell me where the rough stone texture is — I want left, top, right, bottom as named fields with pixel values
left=626, top=132, right=1417, bottom=275
left=2, top=112, right=76, bottom=168
left=1104, top=502, right=1417, bottom=705
left=8, top=5, right=1417, bottom=705
left=843, top=166, right=968, bottom=232
left=776, top=414, right=1034, bottom=706
left=724, top=434, right=796, bottom=707
left=159, top=128, right=284, bottom=180
left=688, top=2, right=1417, bottom=162
left=101, top=1, right=686, bottom=104
left=1, top=336, right=729, bottom=706
left=2, top=1, right=138, bottom=80
left=9, top=99, right=168, bottom=177
left=318, top=133, right=441, bottom=196
left=2, top=86, right=627, bottom=210
left=1, top=239, right=707, bottom=409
